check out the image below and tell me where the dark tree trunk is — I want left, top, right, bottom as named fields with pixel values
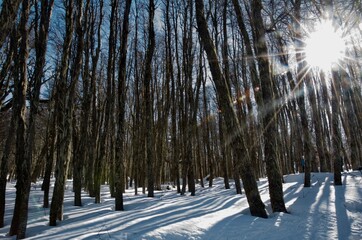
left=132, top=6, right=141, bottom=196
left=0, top=0, right=22, bottom=48
left=144, top=0, right=156, bottom=198
left=231, top=0, right=262, bottom=107
left=25, top=0, right=54, bottom=208
left=42, top=109, right=56, bottom=208
left=0, top=109, right=16, bottom=228
left=221, top=0, right=230, bottom=190
left=0, top=27, right=18, bottom=228
left=331, top=70, right=342, bottom=185
left=49, top=0, right=75, bottom=226
left=73, top=0, right=91, bottom=207
left=94, top=0, right=116, bottom=204
left=294, top=0, right=312, bottom=187
left=115, top=0, right=132, bottom=211
left=251, top=0, right=287, bottom=213
left=195, top=0, right=267, bottom=218
left=85, top=0, right=103, bottom=198
left=9, top=0, right=31, bottom=237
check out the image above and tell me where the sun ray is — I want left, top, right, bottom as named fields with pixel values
left=303, top=19, right=347, bottom=72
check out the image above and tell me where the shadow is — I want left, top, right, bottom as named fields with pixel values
left=334, top=174, right=351, bottom=240
left=264, top=172, right=360, bottom=240
left=201, top=213, right=264, bottom=240
left=3, top=173, right=362, bottom=240
left=20, top=183, right=247, bottom=239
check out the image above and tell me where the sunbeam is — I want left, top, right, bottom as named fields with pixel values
left=304, top=19, right=346, bottom=71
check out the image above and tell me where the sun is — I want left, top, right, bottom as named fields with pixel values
left=304, top=20, right=346, bottom=71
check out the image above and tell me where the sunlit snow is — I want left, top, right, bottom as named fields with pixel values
left=1, top=172, right=362, bottom=239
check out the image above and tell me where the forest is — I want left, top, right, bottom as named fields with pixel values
left=0, top=0, right=361, bottom=239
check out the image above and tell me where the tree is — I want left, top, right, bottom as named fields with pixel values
left=115, top=0, right=132, bottom=211
left=131, top=3, right=142, bottom=195
left=0, top=0, right=23, bottom=48
left=180, top=0, right=196, bottom=196
left=94, top=0, right=117, bottom=204
left=220, top=0, right=230, bottom=190
left=84, top=0, right=103, bottom=198
left=0, top=27, right=18, bottom=228
left=250, top=0, right=287, bottom=213
left=41, top=103, right=56, bottom=209
left=331, top=70, right=342, bottom=185
left=294, top=0, right=312, bottom=187
left=9, top=0, right=31, bottom=237
left=195, top=0, right=267, bottom=218
left=49, top=0, right=76, bottom=226
left=144, top=0, right=156, bottom=198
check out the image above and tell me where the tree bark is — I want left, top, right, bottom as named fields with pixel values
left=9, top=0, right=31, bottom=237
left=0, top=27, right=18, bottom=228
left=251, top=0, right=287, bottom=213
left=115, top=0, right=132, bottom=211
left=132, top=6, right=141, bottom=196
left=294, top=0, right=312, bottom=187
left=331, top=70, right=342, bottom=185
left=144, top=0, right=156, bottom=198
left=0, top=0, right=22, bottom=48
left=49, top=0, right=75, bottom=226
left=195, top=0, right=267, bottom=218
left=220, top=0, right=230, bottom=190
left=94, top=0, right=117, bottom=204
left=85, top=0, right=103, bottom=198
left=42, top=107, right=56, bottom=208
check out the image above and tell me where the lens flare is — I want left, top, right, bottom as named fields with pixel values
left=304, top=20, right=346, bottom=71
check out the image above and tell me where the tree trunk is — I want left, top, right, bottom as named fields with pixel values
left=49, top=0, right=75, bottom=226
left=294, top=0, right=312, bottom=187
left=342, top=72, right=362, bottom=169
left=0, top=33, right=16, bottom=110
left=85, top=0, right=103, bottom=198
left=115, top=0, right=132, bottom=211
left=195, top=0, right=267, bottom=218
left=331, top=70, right=342, bottom=185
left=220, top=0, right=230, bottom=190
left=42, top=108, right=56, bottom=208
left=94, top=0, right=116, bottom=204
left=144, top=0, right=156, bottom=198
left=0, top=27, right=18, bottom=228
left=28, top=0, right=54, bottom=188
left=0, top=109, right=16, bottom=228
left=231, top=0, right=262, bottom=107
left=251, top=0, right=287, bottom=213
left=73, top=0, right=91, bottom=207
left=9, top=0, right=31, bottom=237
left=0, top=0, right=22, bottom=48
left=132, top=6, right=141, bottom=196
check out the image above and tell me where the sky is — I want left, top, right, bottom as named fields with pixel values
left=1, top=171, right=361, bottom=239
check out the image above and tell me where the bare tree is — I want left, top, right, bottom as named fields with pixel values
left=294, top=0, right=312, bottom=187
left=9, top=0, right=31, bottom=237
left=144, top=0, right=156, bottom=198
left=73, top=0, right=91, bottom=207
left=0, top=27, right=18, bottom=228
left=250, top=0, right=287, bottom=213
left=115, top=0, right=132, bottom=211
left=195, top=0, right=267, bottom=218
left=49, top=0, right=76, bottom=226
left=94, top=0, right=117, bottom=204
left=0, top=0, right=23, bottom=48
left=331, top=70, right=342, bottom=185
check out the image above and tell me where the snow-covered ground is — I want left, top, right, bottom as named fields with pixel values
left=1, top=172, right=361, bottom=239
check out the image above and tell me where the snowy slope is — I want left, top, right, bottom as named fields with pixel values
left=1, top=172, right=361, bottom=239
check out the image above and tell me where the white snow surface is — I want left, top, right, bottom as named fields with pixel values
left=1, top=172, right=362, bottom=239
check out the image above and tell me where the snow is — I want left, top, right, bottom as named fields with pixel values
left=1, top=172, right=362, bottom=239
